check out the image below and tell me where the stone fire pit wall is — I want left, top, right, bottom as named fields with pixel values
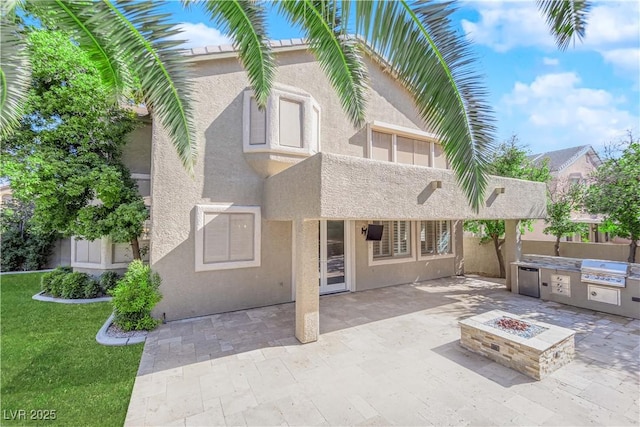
left=459, top=310, right=575, bottom=380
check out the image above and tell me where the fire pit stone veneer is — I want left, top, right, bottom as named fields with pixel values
left=459, top=310, right=575, bottom=380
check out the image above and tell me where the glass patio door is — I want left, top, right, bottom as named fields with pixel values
left=319, top=220, right=347, bottom=294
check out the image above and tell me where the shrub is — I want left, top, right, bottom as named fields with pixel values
left=41, top=266, right=72, bottom=295
left=99, top=271, right=120, bottom=294
left=110, top=260, right=162, bottom=331
left=1, top=199, right=57, bottom=272
left=60, top=272, right=96, bottom=299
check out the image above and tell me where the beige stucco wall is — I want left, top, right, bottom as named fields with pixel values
left=522, top=240, right=640, bottom=263
left=463, top=236, right=501, bottom=277
left=353, top=221, right=457, bottom=290
left=150, top=47, right=544, bottom=320
left=150, top=48, right=461, bottom=320
left=265, top=153, right=547, bottom=221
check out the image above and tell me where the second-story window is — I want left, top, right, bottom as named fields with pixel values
left=368, top=123, right=449, bottom=169
left=243, top=84, right=320, bottom=156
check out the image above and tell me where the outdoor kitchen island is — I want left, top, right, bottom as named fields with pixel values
left=510, top=255, right=640, bottom=319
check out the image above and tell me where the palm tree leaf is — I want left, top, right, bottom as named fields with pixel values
left=348, top=0, right=495, bottom=212
left=101, top=0, right=197, bottom=172
left=277, top=0, right=368, bottom=128
left=0, top=15, right=30, bottom=138
left=537, top=0, right=591, bottom=50
left=196, top=0, right=275, bottom=108
left=28, top=0, right=132, bottom=98
left=26, top=0, right=196, bottom=172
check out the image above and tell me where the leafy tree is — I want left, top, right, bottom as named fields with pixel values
left=584, top=133, right=640, bottom=263
left=0, top=198, right=58, bottom=271
left=1, top=0, right=591, bottom=211
left=1, top=30, right=148, bottom=259
left=543, top=182, right=588, bottom=256
left=464, top=136, right=551, bottom=277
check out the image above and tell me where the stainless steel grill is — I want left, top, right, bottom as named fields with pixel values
left=580, top=259, right=628, bottom=288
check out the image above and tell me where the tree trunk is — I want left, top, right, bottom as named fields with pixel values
left=493, top=235, right=506, bottom=278
left=130, top=237, right=141, bottom=261
left=629, top=240, right=638, bottom=264
left=554, top=236, right=561, bottom=257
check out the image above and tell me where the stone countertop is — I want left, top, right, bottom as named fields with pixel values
left=513, top=255, right=640, bottom=279
left=513, top=261, right=581, bottom=272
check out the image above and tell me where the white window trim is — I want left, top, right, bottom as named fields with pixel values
left=416, top=220, right=456, bottom=261
left=195, top=204, right=261, bottom=272
left=242, top=84, right=321, bottom=156
left=71, top=236, right=138, bottom=269
left=367, top=221, right=417, bottom=266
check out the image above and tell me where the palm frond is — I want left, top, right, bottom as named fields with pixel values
left=27, top=0, right=196, bottom=172
left=29, top=0, right=132, bottom=98
left=102, top=0, right=197, bottom=172
left=349, top=0, right=495, bottom=212
left=0, top=17, right=30, bottom=138
left=277, top=0, right=368, bottom=128
left=537, top=0, right=591, bottom=50
left=197, top=0, right=275, bottom=108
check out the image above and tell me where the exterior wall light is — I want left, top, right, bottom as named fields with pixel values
left=495, top=187, right=505, bottom=194
left=430, top=180, right=442, bottom=189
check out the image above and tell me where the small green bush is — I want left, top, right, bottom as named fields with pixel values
left=60, top=272, right=96, bottom=299
left=99, top=271, right=120, bottom=294
left=110, top=260, right=162, bottom=331
left=41, top=266, right=73, bottom=295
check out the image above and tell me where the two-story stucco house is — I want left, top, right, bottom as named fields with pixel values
left=69, top=40, right=546, bottom=343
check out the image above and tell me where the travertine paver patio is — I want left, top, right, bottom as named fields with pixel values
left=125, top=276, right=640, bottom=426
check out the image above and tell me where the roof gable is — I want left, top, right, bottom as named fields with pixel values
left=528, top=145, right=601, bottom=172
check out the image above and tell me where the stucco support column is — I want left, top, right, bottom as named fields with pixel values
left=294, top=218, right=319, bottom=343
left=504, top=219, right=522, bottom=291
left=454, top=220, right=464, bottom=275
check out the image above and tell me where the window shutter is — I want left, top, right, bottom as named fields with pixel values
left=229, top=213, right=255, bottom=261
left=371, top=131, right=392, bottom=161
left=437, top=221, right=451, bottom=254
left=250, top=98, right=266, bottom=145
left=203, top=213, right=230, bottom=263
left=414, top=141, right=430, bottom=166
left=433, top=143, right=448, bottom=169
left=372, top=221, right=391, bottom=257
left=279, top=99, right=303, bottom=147
left=396, top=136, right=414, bottom=165
left=423, top=221, right=436, bottom=255
left=395, top=221, right=410, bottom=255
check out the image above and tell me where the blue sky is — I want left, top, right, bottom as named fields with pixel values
left=161, top=1, right=639, bottom=155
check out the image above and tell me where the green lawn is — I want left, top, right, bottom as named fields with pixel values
left=1, top=273, right=143, bottom=426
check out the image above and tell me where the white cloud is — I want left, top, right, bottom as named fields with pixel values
left=460, top=2, right=554, bottom=52
left=462, top=1, right=640, bottom=75
left=600, top=48, right=640, bottom=74
left=501, top=72, right=639, bottom=149
left=542, top=57, right=559, bottom=66
left=167, top=22, right=231, bottom=49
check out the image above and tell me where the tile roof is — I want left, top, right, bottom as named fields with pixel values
left=182, top=38, right=308, bottom=58
left=528, top=145, right=596, bottom=172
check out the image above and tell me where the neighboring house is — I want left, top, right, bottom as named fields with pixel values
left=140, top=40, right=545, bottom=343
left=523, top=145, right=606, bottom=243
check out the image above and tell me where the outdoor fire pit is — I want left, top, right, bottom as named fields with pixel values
left=459, top=310, right=575, bottom=380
